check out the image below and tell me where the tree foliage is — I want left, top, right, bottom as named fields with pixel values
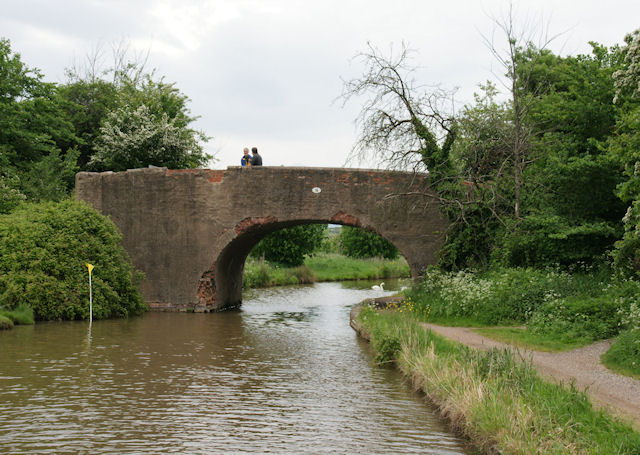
left=343, top=19, right=638, bottom=271
left=251, top=224, right=327, bottom=266
left=338, top=226, right=399, bottom=259
left=609, top=30, right=640, bottom=277
left=0, top=200, right=146, bottom=320
left=0, top=38, right=79, bottom=203
left=340, top=42, right=457, bottom=177
left=90, top=103, right=208, bottom=171
left=59, top=49, right=212, bottom=172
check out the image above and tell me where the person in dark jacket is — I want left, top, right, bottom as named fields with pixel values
left=251, top=147, right=262, bottom=166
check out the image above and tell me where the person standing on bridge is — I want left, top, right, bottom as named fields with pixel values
left=250, top=147, right=262, bottom=166
left=241, top=148, right=252, bottom=166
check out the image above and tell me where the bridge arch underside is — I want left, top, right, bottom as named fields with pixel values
left=197, top=219, right=418, bottom=312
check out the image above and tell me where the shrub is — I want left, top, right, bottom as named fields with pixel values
left=0, top=314, right=13, bottom=330
left=339, top=226, right=398, bottom=259
left=0, top=199, right=146, bottom=321
left=373, top=333, right=401, bottom=364
left=528, top=296, right=622, bottom=343
left=408, top=266, right=618, bottom=328
left=251, top=224, right=326, bottom=266
left=495, top=215, right=620, bottom=268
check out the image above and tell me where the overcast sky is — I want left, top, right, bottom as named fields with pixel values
left=2, top=0, right=638, bottom=169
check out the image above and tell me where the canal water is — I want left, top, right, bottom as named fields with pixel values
left=0, top=281, right=469, bottom=454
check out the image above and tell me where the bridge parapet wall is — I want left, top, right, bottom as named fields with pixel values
left=76, top=166, right=448, bottom=311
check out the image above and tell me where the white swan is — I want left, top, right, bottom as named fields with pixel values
left=371, top=282, right=385, bottom=291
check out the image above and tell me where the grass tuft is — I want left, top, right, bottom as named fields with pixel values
left=0, top=303, right=34, bottom=325
left=601, top=329, right=640, bottom=379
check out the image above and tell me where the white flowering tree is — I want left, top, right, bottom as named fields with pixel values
left=60, top=41, right=212, bottom=172
left=90, top=103, right=210, bottom=171
left=610, top=30, right=640, bottom=277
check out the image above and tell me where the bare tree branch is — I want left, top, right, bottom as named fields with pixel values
left=339, top=42, right=457, bottom=171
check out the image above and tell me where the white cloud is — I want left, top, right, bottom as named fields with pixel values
left=2, top=0, right=639, bottom=168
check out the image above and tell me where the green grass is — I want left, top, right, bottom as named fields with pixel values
left=0, top=303, right=34, bottom=326
left=601, top=329, right=640, bottom=380
left=243, top=253, right=410, bottom=288
left=243, top=259, right=315, bottom=288
left=357, top=306, right=640, bottom=454
left=305, top=253, right=409, bottom=281
left=474, top=327, right=590, bottom=352
left=424, top=316, right=490, bottom=327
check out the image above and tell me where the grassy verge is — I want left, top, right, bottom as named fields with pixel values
left=243, top=253, right=410, bottom=288
left=0, top=303, right=34, bottom=330
left=357, top=304, right=640, bottom=454
left=243, top=259, right=316, bottom=288
left=601, top=329, right=640, bottom=380
left=305, top=253, right=409, bottom=281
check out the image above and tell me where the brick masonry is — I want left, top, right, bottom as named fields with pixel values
left=75, top=166, right=449, bottom=311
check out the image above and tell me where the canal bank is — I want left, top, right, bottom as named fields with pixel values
left=350, top=299, right=640, bottom=454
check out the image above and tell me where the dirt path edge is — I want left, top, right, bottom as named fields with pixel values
left=351, top=298, right=640, bottom=431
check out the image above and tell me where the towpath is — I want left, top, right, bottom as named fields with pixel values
left=422, top=322, right=640, bottom=430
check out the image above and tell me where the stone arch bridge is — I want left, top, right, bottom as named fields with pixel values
left=75, top=166, right=448, bottom=311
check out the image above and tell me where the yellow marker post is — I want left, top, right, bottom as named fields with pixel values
left=86, top=263, right=94, bottom=323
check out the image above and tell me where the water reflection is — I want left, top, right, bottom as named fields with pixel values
left=0, top=281, right=468, bottom=454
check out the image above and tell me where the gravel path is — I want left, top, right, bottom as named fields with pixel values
left=422, top=323, right=640, bottom=429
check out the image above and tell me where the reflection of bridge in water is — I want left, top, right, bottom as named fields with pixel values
left=76, top=166, right=448, bottom=311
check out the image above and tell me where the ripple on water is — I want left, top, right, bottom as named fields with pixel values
left=0, top=282, right=469, bottom=454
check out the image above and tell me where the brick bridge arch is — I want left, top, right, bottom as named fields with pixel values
left=76, top=166, right=448, bottom=311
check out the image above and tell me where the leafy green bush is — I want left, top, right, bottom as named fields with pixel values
left=0, top=314, right=13, bottom=330
left=317, top=229, right=341, bottom=253
left=251, top=224, right=326, bottom=266
left=612, top=201, right=640, bottom=279
left=0, top=199, right=146, bottom=321
left=438, top=205, right=501, bottom=270
left=339, top=226, right=398, bottom=259
left=408, top=267, right=619, bottom=328
left=373, top=332, right=401, bottom=364
left=408, top=268, right=575, bottom=325
left=495, top=215, right=620, bottom=268
left=527, top=296, right=622, bottom=343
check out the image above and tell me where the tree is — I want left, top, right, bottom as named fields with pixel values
left=609, top=30, right=640, bottom=276
left=340, top=42, right=457, bottom=179
left=58, top=42, right=212, bottom=171
left=482, top=3, right=561, bottom=218
left=0, top=153, right=25, bottom=214
left=0, top=37, right=79, bottom=202
left=251, top=224, right=327, bottom=266
left=340, top=43, right=472, bottom=267
left=56, top=79, right=118, bottom=169
left=338, top=227, right=398, bottom=259
left=492, top=41, right=627, bottom=267
left=90, top=103, right=208, bottom=171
